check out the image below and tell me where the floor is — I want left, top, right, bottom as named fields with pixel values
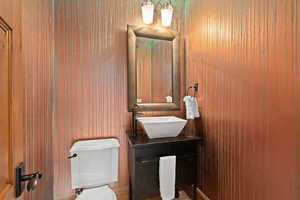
left=117, top=191, right=191, bottom=200
left=145, top=191, right=191, bottom=200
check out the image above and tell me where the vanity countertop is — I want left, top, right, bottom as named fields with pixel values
left=126, top=130, right=203, bottom=147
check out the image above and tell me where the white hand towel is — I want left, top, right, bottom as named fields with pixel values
left=192, top=97, right=200, bottom=118
left=159, top=156, right=176, bottom=200
left=183, top=96, right=194, bottom=119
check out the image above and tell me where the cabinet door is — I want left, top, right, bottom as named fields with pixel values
left=176, top=155, right=197, bottom=187
left=135, top=159, right=159, bottom=197
left=0, top=17, right=16, bottom=200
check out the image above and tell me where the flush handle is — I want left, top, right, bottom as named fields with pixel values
left=16, top=163, right=43, bottom=197
left=68, top=153, right=78, bottom=159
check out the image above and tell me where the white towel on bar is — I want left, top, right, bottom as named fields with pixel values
left=159, top=156, right=176, bottom=200
left=183, top=96, right=200, bottom=119
left=192, top=96, right=200, bottom=118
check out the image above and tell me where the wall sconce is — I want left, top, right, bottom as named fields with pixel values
left=141, top=0, right=174, bottom=27
left=161, top=2, right=173, bottom=27
left=141, top=0, right=155, bottom=25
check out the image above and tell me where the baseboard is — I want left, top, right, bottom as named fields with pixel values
left=111, top=184, right=129, bottom=200
left=55, top=198, right=73, bottom=200
left=197, top=188, right=210, bottom=200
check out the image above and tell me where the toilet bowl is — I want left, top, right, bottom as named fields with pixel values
left=70, top=139, right=120, bottom=200
left=75, top=186, right=116, bottom=200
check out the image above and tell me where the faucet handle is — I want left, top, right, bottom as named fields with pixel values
left=131, top=103, right=139, bottom=112
left=133, top=103, right=139, bottom=110
left=136, top=112, right=144, bottom=117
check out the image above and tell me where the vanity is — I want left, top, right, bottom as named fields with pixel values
left=126, top=25, right=202, bottom=199
left=127, top=131, right=202, bottom=200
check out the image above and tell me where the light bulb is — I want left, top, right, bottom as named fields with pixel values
left=161, top=3, right=173, bottom=27
left=141, top=0, right=154, bottom=25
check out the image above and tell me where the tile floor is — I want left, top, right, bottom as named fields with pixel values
left=117, top=190, right=192, bottom=200
left=145, top=191, right=191, bottom=200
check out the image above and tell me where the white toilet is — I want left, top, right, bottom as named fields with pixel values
left=69, top=138, right=120, bottom=200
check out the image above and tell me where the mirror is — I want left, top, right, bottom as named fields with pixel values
left=136, top=37, right=173, bottom=103
left=128, top=25, right=180, bottom=111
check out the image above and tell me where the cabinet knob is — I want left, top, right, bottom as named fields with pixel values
left=68, top=153, right=78, bottom=159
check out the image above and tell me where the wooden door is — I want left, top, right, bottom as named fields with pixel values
left=0, top=17, right=14, bottom=200
left=0, top=0, right=25, bottom=199
left=0, top=1, right=25, bottom=197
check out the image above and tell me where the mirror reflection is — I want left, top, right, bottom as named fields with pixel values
left=136, top=37, right=173, bottom=103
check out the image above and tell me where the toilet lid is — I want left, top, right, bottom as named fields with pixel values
left=76, top=186, right=116, bottom=200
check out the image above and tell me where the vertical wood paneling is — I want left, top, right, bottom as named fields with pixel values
left=22, top=0, right=54, bottom=199
left=53, top=0, right=186, bottom=199
left=185, top=0, right=300, bottom=200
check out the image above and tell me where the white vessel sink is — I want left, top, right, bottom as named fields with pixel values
left=137, top=116, right=187, bottom=139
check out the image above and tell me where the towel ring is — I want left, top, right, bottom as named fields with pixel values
left=186, top=83, right=199, bottom=97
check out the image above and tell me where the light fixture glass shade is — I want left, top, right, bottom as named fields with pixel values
left=141, top=0, right=154, bottom=25
left=161, top=3, right=173, bottom=27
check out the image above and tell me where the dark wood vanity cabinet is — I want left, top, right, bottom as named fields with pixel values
left=127, top=132, right=202, bottom=200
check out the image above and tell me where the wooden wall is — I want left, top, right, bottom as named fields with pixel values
left=22, top=0, right=54, bottom=199
left=185, top=0, right=300, bottom=199
left=53, top=0, right=186, bottom=199
left=0, top=0, right=54, bottom=199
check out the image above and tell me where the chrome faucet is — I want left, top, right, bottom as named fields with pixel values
left=132, top=104, right=144, bottom=137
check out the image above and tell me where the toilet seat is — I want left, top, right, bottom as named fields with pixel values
left=75, top=186, right=117, bottom=200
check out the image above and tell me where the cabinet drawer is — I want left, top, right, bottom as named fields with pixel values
left=135, top=141, right=198, bottom=159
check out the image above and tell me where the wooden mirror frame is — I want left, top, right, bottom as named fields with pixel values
left=127, top=25, right=180, bottom=112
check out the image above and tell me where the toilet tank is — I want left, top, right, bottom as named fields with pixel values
left=70, top=138, right=120, bottom=189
